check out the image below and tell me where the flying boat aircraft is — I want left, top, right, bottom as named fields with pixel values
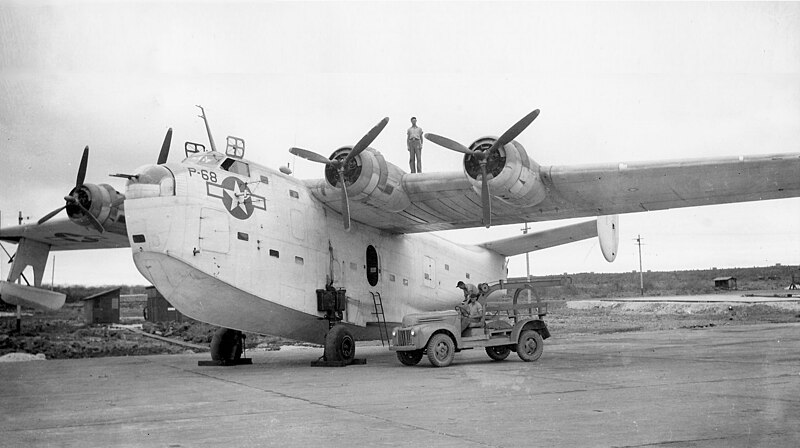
left=1, top=106, right=798, bottom=364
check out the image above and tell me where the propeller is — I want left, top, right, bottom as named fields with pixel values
left=290, top=117, right=390, bottom=230
left=157, top=127, right=173, bottom=165
left=425, top=109, right=540, bottom=228
left=37, top=128, right=173, bottom=233
left=37, top=146, right=105, bottom=233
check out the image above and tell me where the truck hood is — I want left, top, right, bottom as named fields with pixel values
left=402, top=310, right=459, bottom=326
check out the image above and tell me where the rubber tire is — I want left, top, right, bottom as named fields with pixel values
left=517, top=330, right=544, bottom=362
left=324, top=325, right=356, bottom=363
left=396, top=350, right=424, bottom=366
left=426, top=333, right=455, bottom=367
left=485, top=345, right=511, bottom=361
left=210, top=328, right=243, bottom=362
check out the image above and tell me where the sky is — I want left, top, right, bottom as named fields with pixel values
left=1, top=1, right=799, bottom=286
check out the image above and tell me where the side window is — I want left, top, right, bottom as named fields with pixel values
left=221, top=158, right=250, bottom=177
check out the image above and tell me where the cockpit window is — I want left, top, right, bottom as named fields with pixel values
left=221, top=158, right=250, bottom=177
left=185, top=152, right=225, bottom=165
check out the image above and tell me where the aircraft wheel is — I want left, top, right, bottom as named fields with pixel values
left=324, top=325, right=355, bottom=363
left=426, top=333, right=455, bottom=367
left=485, top=345, right=511, bottom=361
left=516, top=330, right=543, bottom=362
left=210, top=328, right=243, bottom=362
left=396, top=350, right=424, bottom=366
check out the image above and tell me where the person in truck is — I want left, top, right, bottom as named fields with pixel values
left=456, top=283, right=483, bottom=334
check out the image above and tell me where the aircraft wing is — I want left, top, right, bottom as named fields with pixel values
left=0, top=218, right=129, bottom=251
left=329, top=152, right=800, bottom=234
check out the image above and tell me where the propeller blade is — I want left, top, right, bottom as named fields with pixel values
left=346, top=117, right=389, bottom=165
left=338, top=169, right=351, bottom=231
left=75, top=202, right=105, bottom=233
left=290, top=147, right=336, bottom=165
left=488, top=109, right=540, bottom=154
left=37, top=205, right=66, bottom=225
left=425, top=133, right=474, bottom=155
left=157, top=128, right=173, bottom=164
left=76, top=146, right=89, bottom=187
left=480, top=163, right=491, bottom=228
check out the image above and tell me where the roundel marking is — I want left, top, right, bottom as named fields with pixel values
left=221, top=176, right=254, bottom=220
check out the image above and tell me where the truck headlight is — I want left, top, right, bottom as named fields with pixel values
left=410, top=329, right=415, bottom=336
left=391, top=329, right=396, bottom=337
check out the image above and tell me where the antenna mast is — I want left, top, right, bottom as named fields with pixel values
left=196, top=105, right=218, bottom=152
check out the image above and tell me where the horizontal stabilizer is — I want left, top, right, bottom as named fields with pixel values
left=0, top=281, right=66, bottom=311
left=480, top=220, right=598, bottom=257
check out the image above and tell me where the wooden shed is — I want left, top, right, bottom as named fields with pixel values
left=713, top=276, right=737, bottom=290
left=145, top=286, right=184, bottom=322
left=82, top=288, right=121, bottom=324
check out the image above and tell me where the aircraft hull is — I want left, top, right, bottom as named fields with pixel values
left=133, top=250, right=389, bottom=344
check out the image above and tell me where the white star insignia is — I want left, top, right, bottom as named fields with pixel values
left=223, top=181, right=249, bottom=213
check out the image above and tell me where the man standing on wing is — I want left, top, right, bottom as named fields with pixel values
left=407, top=116, right=423, bottom=173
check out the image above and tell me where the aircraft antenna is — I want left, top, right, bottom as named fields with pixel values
left=196, top=105, right=218, bottom=152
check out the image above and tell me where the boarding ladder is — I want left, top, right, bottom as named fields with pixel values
left=370, top=292, right=388, bottom=346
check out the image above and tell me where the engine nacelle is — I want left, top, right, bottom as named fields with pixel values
left=464, top=137, right=547, bottom=207
left=66, top=183, right=124, bottom=230
left=319, top=147, right=410, bottom=212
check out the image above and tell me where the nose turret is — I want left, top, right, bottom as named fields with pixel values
left=125, top=164, right=175, bottom=199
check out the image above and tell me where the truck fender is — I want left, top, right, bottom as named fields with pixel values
left=421, top=328, right=459, bottom=350
left=511, top=318, right=550, bottom=342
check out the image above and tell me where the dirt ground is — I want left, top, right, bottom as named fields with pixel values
left=0, top=302, right=297, bottom=360
left=2, top=298, right=799, bottom=360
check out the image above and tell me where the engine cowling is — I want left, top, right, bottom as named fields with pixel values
left=464, top=137, right=547, bottom=207
left=66, top=183, right=124, bottom=230
left=319, top=146, right=410, bottom=212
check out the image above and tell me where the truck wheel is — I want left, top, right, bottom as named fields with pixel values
left=397, top=350, right=424, bottom=366
left=324, top=325, right=355, bottom=363
left=485, top=345, right=511, bottom=361
left=517, top=330, right=543, bottom=362
left=427, top=333, right=455, bottom=367
left=210, top=328, right=243, bottom=362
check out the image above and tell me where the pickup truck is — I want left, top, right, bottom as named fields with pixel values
left=389, top=279, right=552, bottom=367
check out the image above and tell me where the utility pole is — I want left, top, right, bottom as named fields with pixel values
left=522, top=223, right=531, bottom=280
left=636, top=234, right=644, bottom=296
left=522, top=223, right=532, bottom=302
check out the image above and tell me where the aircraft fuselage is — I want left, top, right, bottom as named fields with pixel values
left=123, top=152, right=506, bottom=344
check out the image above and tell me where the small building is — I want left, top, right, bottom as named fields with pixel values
left=82, top=288, right=121, bottom=324
left=146, top=286, right=184, bottom=322
left=713, top=276, right=737, bottom=290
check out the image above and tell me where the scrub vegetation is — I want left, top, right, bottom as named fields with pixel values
left=1, top=265, right=798, bottom=359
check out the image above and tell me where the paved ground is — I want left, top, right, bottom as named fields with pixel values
left=1, top=323, right=799, bottom=447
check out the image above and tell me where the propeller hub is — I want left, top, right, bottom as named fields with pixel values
left=464, top=137, right=506, bottom=181
left=64, top=186, right=91, bottom=216
left=324, top=147, right=362, bottom=187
